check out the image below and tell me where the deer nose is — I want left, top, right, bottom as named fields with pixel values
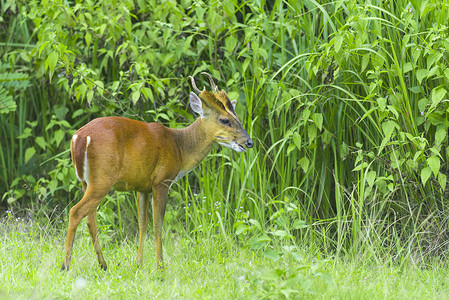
left=245, top=139, right=254, bottom=148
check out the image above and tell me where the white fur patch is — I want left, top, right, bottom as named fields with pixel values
left=72, top=135, right=83, bottom=181
left=84, top=136, right=91, bottom=185
left=74, top=165, right=82, bottom=182
left=217, top=140, right=245, bottom=152
left=174, top=171, right=187, bottom=183
left=169, top=171, right=188, bottom=190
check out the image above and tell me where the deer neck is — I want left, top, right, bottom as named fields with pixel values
left=173, top=118, right=215, bottom=172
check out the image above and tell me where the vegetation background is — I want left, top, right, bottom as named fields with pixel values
left=1, top=0, right=449, bottom=298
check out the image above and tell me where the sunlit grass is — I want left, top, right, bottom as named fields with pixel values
left=1, top=213, right=448, bottom=299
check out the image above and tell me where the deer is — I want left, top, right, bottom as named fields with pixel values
left=61, top=73, right=254, bottom=271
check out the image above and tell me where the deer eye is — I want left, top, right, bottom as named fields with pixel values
left=220, top=118, right=231, bottom=127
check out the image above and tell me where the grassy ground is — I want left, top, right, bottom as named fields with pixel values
left=0, top=214, right=448, bottom=300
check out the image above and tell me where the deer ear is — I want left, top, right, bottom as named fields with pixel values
left=231, top=100, right=237, bottom=110
left=189, top=92, right=204, bottom=117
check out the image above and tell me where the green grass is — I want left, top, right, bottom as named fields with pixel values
left=1, top=214, right=448, bottom=299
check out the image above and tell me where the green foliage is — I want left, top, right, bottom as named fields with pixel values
left=0, top=65, right=30, bottom=114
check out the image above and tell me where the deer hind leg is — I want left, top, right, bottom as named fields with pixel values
left=61, top=186, right=108, bottom=271
left=86, top=209, right=107, bottom=270
left=136, top=192, right=150, bottom=265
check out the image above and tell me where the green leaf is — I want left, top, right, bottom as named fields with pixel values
left=225, top=35, right=237, bottom=54
left=271, top=230, right=289, bottom=238
left=54, top=129, right=65, bottom=147
left=298, top=157, right=309, bottom=173
left=366, top=170, right=376, bottom=187
left=292, top=219, right=307, bottom=229
left=234, top=224, right=248, bottom=235
left=421, top=167, right=431, bottom=186
left=0, top=87, right=16, bottom=114
left=361, top=54, right=370, bottom=72
left=382, top=120, right=396, bottom=139
left=77, top=84, right=88, bottom=101
left=413, top=150, right=423, bottom=164
left=322, top=129, right=332, bottom=146
left=292, top=132, right=302, bottom=150
left=99, top=24, right=107, bottom=35
left=85, top=32, right=92, bottom=47
left=340, top=142, right=349, bottom=160
left=45, top=51, right=59, bottom=80
left=308, top=124, right=317, bottom=142
left=38, top=41, right=50, bottom=56
left=431, top=86, right=447, bottom=106
left=302, top=109, right=311, bottom=122
left=93, top=81, right=104, bottom=95
left=416, top=68, right=427, bottom=84
left=25, top=147, right=36, bottom=163
left=435, top=126, right=447, bottom=145
left=377, top=97, right=387, bottom=111
left=439, top=173, right=447, bottom=191
left=35, top=136, right=46, bottom=150
left=206, top=8, right=223, bottom=32
left=418, top=98, right=429, bottom=112
left=444, top=68, right=449, bottom=81
left=287, top=143, right=296, bottom=155
left=17, top=127, right=32, bottom=139
left=248, top=219, right=261, bottom=230
left=403, top=62, right=413, bottom=74
left=249, top=234, right=271, bottom=250
left=353, top=162, right=368, bottom=172
left=132, top=90, right=141, bottom=104
left=409, top=86, right=421, bottom=94
left=334, top=35, right=344, bottom=53
left=427, top=156, right=440, bottom=177
left=142, top=87, right=153, bottom=103
left=379, top=120, right=397, bottom=154
left=427, top=53, right=443, bottom=69
left=263, top=249, right=280, bottom=262
left=311, top=113, right=323, bottom=131
left=86, top=90, right=94, bottom=104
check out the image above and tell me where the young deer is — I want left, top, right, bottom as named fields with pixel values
left=61, top=73, right=253, bottom=271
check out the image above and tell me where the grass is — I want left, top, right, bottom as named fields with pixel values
left=1, top=213, right=448, bottom=299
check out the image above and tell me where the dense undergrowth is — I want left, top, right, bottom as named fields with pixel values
left=1, top=0, right=449, bottom=274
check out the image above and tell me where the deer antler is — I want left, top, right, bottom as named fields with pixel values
left=188, top=76, right=204, bottom=94
left=201, top=72, right=219, bottom=93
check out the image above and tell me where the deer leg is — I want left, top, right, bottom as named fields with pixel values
left=136, top=192, right=150, bottom=265
left=86, top=209, right=107, bottom=270
left=61, top=187, right=107, bottom=271
left=152, top=184, right=168, bottom=269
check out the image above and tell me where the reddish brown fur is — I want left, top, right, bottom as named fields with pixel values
left=73, top=117, right=182, bottom=192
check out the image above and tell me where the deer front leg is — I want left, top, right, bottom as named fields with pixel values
left=136, top=192, right=150, bottom=265
left=152, top=184, right=168, bottom=269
